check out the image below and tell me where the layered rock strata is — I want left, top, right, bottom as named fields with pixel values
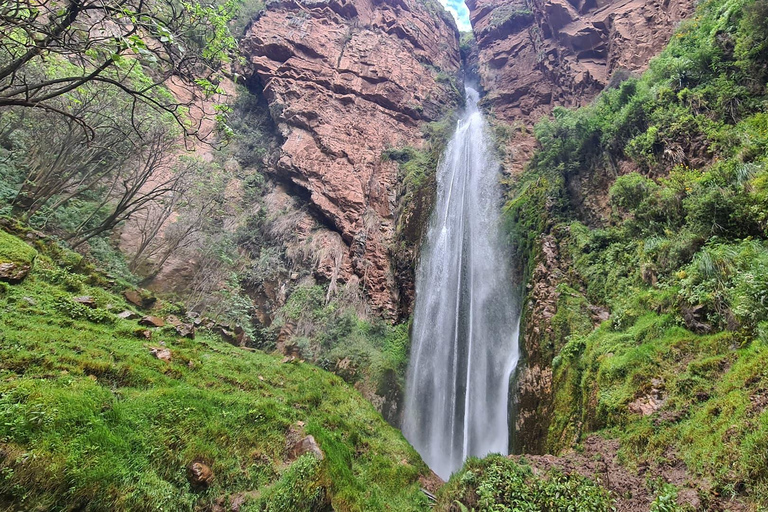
left=241, top=0, right=461, bottom=318
left=467, top=0, right=695, bottom=173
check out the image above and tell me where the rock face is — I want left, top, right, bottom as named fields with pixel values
left=240, top=0, right=462, bottom=318
left=466, top=0, right=695, bottom=173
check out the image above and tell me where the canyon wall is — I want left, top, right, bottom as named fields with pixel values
left=240, top=0, right=462, bottom=319
left=467, top=0, right=694, bottom=174
left=465, top=0, right=695, bottom=453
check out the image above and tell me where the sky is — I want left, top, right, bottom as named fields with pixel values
left=439, top=0, right=472, bottom=32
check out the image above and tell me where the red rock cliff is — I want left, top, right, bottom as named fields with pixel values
left=467, top=0, right=694, bottom=172
left=240, top=0, right=461, bottom=319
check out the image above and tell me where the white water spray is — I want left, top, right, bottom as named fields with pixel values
left=402, top=87, right=520, bottom=480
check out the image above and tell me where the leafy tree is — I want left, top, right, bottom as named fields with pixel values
left=0, top=0, right=237, bottom=139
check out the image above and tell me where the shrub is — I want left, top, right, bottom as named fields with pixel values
left=439, top=455, right=614, bottom=511
left=609, top=173, right=659, bottom=211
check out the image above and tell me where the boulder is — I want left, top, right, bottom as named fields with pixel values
left=287, top=435, right=324, bottom=461
left=0, top=231, right=36, bottom=284
left=149, top=347, right=172, bottom=362
left=123, top=289, right=144, bottom=307
left=175, top=323, right=195, bottom=339
left=186, top=461, right=214, bottom=489
left=123, top=289, right=156, bottom=308
left=139, top=316, right=165, bottom=328
left=73, top=296, right=97, bottom=308
left=165, top=314, right=182, bottom=326
left=117, top=310, right=140, bottom=320
left=0, top=262, right=31, bottom=283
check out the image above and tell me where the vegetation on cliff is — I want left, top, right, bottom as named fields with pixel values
left=504, top=0, right=768, bottom=505
left=0, top=225, right=432, bottom=511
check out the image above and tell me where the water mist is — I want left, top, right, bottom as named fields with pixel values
left=402, top=87, right=520, bottom=480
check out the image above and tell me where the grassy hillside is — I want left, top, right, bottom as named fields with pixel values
left=502, top=0, right=768, bottom=506
left=0, top=224, right=431, bottom=511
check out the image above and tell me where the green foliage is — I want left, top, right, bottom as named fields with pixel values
left=272, top=283, right=411, bottom=399
left=503, top=0, right=768, bottom=503
left=649, top=483, right=681, bottom=512
left=0, top=228, right=431, bottom=511
left=438, top=455, right=614, bottom=511
left=228, top=0, right=265, bottom=38
left=259, top=455, right=324, bottom=511
left=609, top=173, right=659, bottom=211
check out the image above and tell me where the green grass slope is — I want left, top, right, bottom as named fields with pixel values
left=0, top=226, right=430, bottom=511
left=503, top=0, right=768, bottom=505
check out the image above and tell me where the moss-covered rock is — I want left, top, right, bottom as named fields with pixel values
left=0, top=229, right=36, bottom=283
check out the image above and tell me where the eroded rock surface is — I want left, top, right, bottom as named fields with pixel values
left=0, top=262, right=31, bottom=283
left=467, top=0, right=694, bottom=173
left=241, top=0, right=461, bottom=318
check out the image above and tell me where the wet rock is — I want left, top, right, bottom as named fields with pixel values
left=287, top=435, right=324, bottom=461
left=139, top=316, right=165, bottom=328
left=149, top=347, right=172, bottom=362
left=0, top=262, right=31, bottom=283
left=186, top=460, right=214, bottom=488
left=117, top=310, right=140, bottom=320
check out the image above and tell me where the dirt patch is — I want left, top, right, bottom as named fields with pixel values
left=508, top=435, right=749, bottom=511
left=419, top=469, right=444, bottom=496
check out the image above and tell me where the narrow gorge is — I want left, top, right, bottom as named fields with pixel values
left=1, top=0, right=768, bottom=508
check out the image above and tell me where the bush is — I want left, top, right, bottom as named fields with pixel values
left=609, top=172, right=659, bottom=211
left=438, top=455, right=614, bottom=511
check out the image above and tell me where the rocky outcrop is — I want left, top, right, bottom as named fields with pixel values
left=466, top=0, right=695, bottom=173
left=241, top=0, right=462, bottom=318
left=0, top=261, right=31, bottom=283
left=511, top=234, right=561, bottom=454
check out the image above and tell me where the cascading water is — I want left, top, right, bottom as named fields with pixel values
left=402, top=86, right=520, bottom=480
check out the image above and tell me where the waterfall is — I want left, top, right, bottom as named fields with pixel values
left=402, top=87, right=520, bottom=480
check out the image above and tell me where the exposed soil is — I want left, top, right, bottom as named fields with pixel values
left=509, top=435, right=751, bottom=511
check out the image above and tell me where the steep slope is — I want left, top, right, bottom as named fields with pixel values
left=0, top=225, right=434, bottom=511
left=499, top=0, right=768, bottom=506
left=240, top=0, right=462, bottom=319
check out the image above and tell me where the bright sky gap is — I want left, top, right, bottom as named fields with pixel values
left=439, top=0, right=472, bottom=31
